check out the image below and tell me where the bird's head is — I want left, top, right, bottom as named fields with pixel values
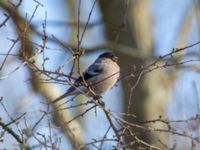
left=98, top=52, right=118, bottom=62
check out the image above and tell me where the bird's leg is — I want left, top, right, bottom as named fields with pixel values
left=93, top=95, right=102, bottom=100
left=93, top=95, right=105, bottom=107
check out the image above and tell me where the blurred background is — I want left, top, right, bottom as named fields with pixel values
left=0, top=0, right=200, bottom=149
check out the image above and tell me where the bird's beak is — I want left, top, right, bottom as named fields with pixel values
left=113, top=56, right=118, bottom=62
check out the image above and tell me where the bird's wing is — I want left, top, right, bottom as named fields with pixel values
left=74, top=62, right=103, bottom=84
left=51, top=63, right=103, bottom=103
left=84, top=63, right=103, bottom=78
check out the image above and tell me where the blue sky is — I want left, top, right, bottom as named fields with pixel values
left=0, top=0, right=199, bottom=149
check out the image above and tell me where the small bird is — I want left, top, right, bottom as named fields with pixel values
left=52, top=52, right=120, bottom=103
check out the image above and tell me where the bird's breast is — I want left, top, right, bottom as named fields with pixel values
left=86, top=62, right=120, bottom=96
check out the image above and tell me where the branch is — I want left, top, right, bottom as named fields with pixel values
left=0, top=120, right=26, bottom=147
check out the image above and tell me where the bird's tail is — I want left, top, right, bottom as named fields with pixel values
left=51, top=92, right=69, bottom=104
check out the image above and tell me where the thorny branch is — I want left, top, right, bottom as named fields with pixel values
left=0, top=0, right=200, bottom=149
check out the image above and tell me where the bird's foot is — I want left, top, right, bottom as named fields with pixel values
left=94, top=95, right=102, bottom=100
left=93, top=95, right=105, bottom=107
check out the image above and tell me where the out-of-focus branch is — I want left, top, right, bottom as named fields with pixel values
left=0, top=0, right=85, bottom=147
left=32, top=20, right=102, bottom=28
left=0, top=0, right=22, bottom=27
left=31, top=73, right=85, bottom=146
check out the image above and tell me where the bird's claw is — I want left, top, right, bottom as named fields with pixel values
left=93, top=95, right=105, bottom=107
left=94, top=95, right=102, bottom=100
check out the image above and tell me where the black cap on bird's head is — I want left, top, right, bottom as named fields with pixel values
left=99, top=52, right=118, bottom=62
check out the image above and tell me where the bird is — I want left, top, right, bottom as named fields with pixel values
left=52, top=52, right=120, bottom=103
